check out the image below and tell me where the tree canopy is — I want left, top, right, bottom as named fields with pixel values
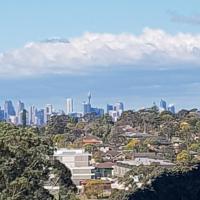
left=0, top=122, right=76, bottom=200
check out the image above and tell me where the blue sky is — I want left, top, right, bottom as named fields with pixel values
left=0, top=0, right=200, bottom=112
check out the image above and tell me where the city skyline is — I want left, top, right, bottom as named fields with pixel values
left=0, top=1, right=200, bottom=110
left=0, top=95, right=178, bottom=115
left=0, top=94, right=194, bottom=113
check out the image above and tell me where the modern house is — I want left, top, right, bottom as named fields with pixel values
left=54, top=148, right=95, bottom=185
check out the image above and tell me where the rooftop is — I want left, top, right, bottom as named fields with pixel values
left=117, top=157, right=175, bottom=167
left=54, top=148, right=91, bottom=156
left=95, top=162, right=115, bottom=169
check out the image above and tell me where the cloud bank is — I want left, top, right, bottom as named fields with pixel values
left=1, top=28, right=200, bottom=77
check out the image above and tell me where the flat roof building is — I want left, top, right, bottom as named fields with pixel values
left=54, top=148, right=95, bottom=185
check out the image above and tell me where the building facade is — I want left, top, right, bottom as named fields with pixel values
left=54, top=148, right=95, bottom=185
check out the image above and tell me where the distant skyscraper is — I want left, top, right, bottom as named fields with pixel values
left=17, top=100, right=25, bottom=124
left=83, top=101, right=91, bottom=115
left=29, top=105, right=37, bottom=125
left=36, top=109, right=45, bottom=126
left=159, top=99, right=167, bottom=111
left=66, top=98, right=73, bottom=115
left=114, top=102, right=124, bottom=112
left=107, top=104, right=113, bottom=113
left=18, top=109, right=29, bottom=126
left=108, top=101, right=124, bottom=121
left=45, top=104, right=53, bottom=123
left=17, top=100, right=24, bottom=115
left=4, top=100, right=16, bottom=120
left=168, top=104, right=175, bottom=114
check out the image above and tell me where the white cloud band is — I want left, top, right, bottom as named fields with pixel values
left=1, top=28, right=200, bottom=77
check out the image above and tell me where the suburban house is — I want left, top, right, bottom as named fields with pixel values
left=94, top=162, right=114, bottom=178
left=82, top=135, right=103, bottom=145
left=102, top=150, right=126, bottom=162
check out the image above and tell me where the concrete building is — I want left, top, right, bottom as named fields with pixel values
left=54, top=148, right=95, bottom=185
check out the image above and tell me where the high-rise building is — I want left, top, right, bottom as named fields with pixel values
left=114, top=102, right=124, bottom=112
left=108, top=101, right=124, bottom=122
left=4, top=100, right=16, bottom=121
left=168, top=104, right=175, bottom=114
left=44, top=104, right=53, bottom=123
left=17, top=100, right=24, bottom=115
left=18, top=109, right=29, bottom=126
left=29, top=105, right=37, bottom=125
left=66, top=98, right=73, bottom=115
left=17, top=100, right=25, bottom=124
left=36, top=109, right=45, bottom=126
left=83, top=101, right=91, bottom=115
left=159, top=99, right=167, bottom=111
left=107, top=104, right=113, bottom=113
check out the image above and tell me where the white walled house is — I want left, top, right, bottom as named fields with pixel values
left=54, top=148, right=95, bottom=185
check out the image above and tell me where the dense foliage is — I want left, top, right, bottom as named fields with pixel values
left=0, top=122, right=76, bottom=200
left=127, top=165, right=200, bottom=200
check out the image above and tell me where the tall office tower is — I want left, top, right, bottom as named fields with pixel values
left=18, top=109, right=29, bottom=126
left=29, top=105, right=37, bottom=125
left=160, top=99, right=167, bottom=111
left=17, top=100, right=24, bottom=115
left=83, top=101, right=91, bottom=115
left=107, top=104, right=113, bottom=113
left=168, top=104, right=175, bottom=114
left=66, top=98, right=73, bottom=115
left=44, top=104, right=53, bottom=123
left=4, top=100, right=16, bottom=121
left=17, top=100, right=25, bottom=124
left=36, top=109, right=45, bottom=126
left=114, top=102, right=124, bottom=112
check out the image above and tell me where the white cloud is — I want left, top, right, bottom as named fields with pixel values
left=1, top=28, right=200, bottom=77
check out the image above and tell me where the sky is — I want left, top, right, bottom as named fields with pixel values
left=1, top=0, right=200, bottom=112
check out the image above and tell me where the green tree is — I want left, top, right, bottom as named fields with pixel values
left=0, top=122, right=76, bottom=199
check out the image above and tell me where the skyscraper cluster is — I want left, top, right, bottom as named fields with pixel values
left=0, top=96, right=177, bottom=126
left=107, top=102, right=124, bottom=122
left=0, top=92, right=123, bottom=126
left=0, top=100, right=52, bottom=126
left=159, top=99, right=175, bottom=114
